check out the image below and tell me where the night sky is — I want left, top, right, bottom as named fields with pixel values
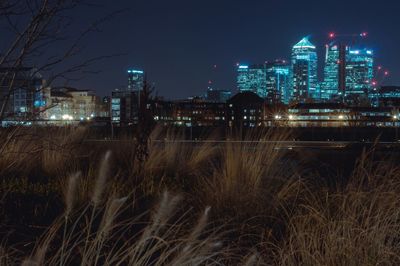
left=68, top=0, right=400, bottom=99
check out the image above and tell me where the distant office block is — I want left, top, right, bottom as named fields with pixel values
left=236, top=64, right=267, bottom=98
left=265, top=60, right=291, bottom=104
left=345, top=49, right=374, bottom=96
left=127, top=69, right=144, bottom=91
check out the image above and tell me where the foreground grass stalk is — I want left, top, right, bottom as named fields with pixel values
left=82, top=151, right=111, bottom=265
left=60, top=172, right=80, bottom=266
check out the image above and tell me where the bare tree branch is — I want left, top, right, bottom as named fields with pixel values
left=0, top=0, right=125, bottom=123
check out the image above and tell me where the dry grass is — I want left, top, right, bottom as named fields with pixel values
left=1, top=127, right=400, bottom=265
left=275, top=150, right=400, bottom=265
left=20, top=167, right=225, bottom=265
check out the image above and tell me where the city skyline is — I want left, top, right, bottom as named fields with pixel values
left=235, top=35, right=377, bottom=104
left=115, top=32, right=385, bottom=102
left=89, top=31, right=391, bottom=100
left=46, top=0, right=400, bottom=99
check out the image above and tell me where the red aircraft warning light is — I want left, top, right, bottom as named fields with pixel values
left=329, top=32, right=335, bottom=39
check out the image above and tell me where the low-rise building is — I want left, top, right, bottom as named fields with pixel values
left=171, top=98, right=226, bottom=127
left=227, top=91, right=265, bottom=128
left=43, top=87, right=97, bottom=124
left=288, top=103, right=399, bottom=127
left=0, top=67, right=45, bottom=124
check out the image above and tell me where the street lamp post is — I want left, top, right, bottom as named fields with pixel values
left=393, top=114, right=398, bottom=141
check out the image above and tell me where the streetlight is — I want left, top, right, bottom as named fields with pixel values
left=393, top=114, right=399, bottom=141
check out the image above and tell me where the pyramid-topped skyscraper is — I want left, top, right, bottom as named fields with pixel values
left=291, top=37, right=318, bottom=102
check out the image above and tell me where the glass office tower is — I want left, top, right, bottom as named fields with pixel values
left=236, top=64, right=267, bottom=98
left=291, top=37, right=318, bottom=102
left=345, top=49, right=374, bottom=96
left=127, top=69, right=144, bottom=91
left=321, top=43, right=340, bottom=100
left=266, top=60, right=291, bottom=104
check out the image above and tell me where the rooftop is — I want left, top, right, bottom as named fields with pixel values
left=293, top=37, right=316, bottom=49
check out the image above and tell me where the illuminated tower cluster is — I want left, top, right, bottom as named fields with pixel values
left=322, top=32, right=374, bottom=102
left=235, top=33, right=376, bottom=105
left=291, top=37, right=318, bottom=102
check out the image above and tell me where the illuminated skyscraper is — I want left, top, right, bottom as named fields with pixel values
left=345, top=49, right=374, bottom=96
left=291, top=37, right=318, bottom=102
left=237, top=65, right=250, bottom=92
left=236, top=64, right=267, bottom=98
left=127, top=69, right=144, bottom=91
left=321, top=43, right=349, bottom=100
left=112, top=68, right=145, bottom=125
left=321, top=43, right=340, bottom=99
left=265, top=60, right=291, bottom=104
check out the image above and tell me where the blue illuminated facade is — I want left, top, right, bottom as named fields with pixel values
left=127, top=69, right=144, bottom=91
left=237, top=65, right=250, bottom=92
left=265, top=60, right=291, bottom=104
left=321, top=43, right=340, bottom=100
left=235, top=36, right=378, bottom=106
left=236, top=64, right=267, bottom=98
left=291, top=37, right=318, bottom=102
left=111, top=68, right=144, bottom=125
left=345, top=49, right=374, bottom=96
left=0, top=67, right=44, bottom=120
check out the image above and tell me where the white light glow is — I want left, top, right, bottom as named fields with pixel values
left=62, top=114, right=73, bottom=120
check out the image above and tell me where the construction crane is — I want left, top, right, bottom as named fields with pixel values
left=373, top=65, right=390, bottom=88
left=328, top=32, right=368, bottom=46
left=329, top=32, right=368, bottom=38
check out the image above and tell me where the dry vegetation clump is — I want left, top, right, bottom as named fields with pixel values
left=0, top=128, right=43, bottom=177
left=137, top=127, right=218, bottom=194
left=190, top=129, right=307, bottom=257
left=18, top=153, right=226, bottom=266
left=0, top=126, right=88, bottom=179
left=41, top=126, right=89, bottom=177
left=275, top=149, right=400, bottom=265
